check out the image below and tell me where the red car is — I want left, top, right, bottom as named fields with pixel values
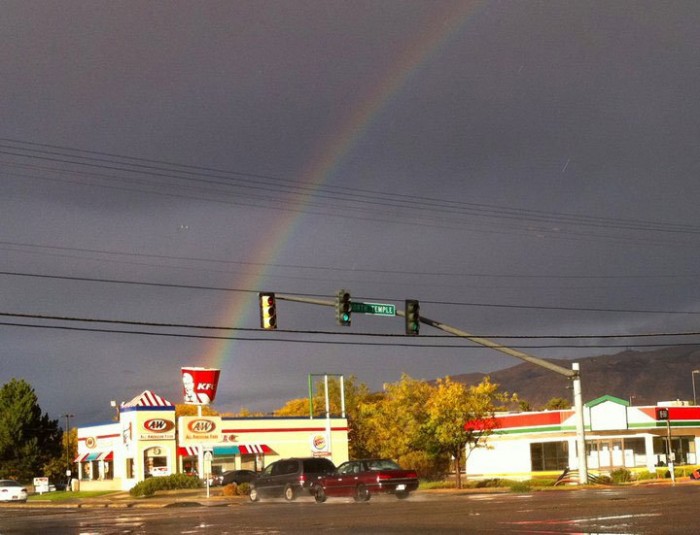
left=313, top=459, right=418, bottom=503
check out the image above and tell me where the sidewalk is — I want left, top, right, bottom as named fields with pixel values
left=13, top=489, right=246, bottom=509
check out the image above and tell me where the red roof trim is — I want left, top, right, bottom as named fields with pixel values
left=221, top=426, right=348, bottom=434
left=495, top=411, right=570, bottom=429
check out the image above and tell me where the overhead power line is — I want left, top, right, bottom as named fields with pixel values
left=3, top=137, right=700, bottom=245
left=1, top=270, right=700, bottom=315
left=2, top=311, right=700, bottom=343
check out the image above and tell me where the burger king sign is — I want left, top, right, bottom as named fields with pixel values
left=310, top=433, right=329, bottom=454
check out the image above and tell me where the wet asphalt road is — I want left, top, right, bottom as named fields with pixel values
left=1, top=485, right=698, bottom=534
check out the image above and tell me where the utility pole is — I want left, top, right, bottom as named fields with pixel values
left=63, top=413, right=75, bottom=490
left=416, top=314, right=589, bottom=485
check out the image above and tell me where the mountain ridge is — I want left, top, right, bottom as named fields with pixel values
left=449, top=345, right=700, bottom=409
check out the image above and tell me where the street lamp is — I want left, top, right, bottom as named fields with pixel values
left=692, top=370, right=700, bottom=405
left=110, top=400, right=121, bottom=421
left=63, top=413, right=75, bottom=490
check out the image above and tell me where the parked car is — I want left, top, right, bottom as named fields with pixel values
left=0, top=479, right=28, bottom=502
left=313, top=459, right=419, bottom=503
left=221, top=469, right=257, bottom=486
left=249, top=457, right=336, bottom=502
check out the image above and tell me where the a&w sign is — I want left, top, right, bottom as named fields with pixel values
left=178, top=416, right=223, bottom=445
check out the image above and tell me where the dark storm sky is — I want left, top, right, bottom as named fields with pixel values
left=2, top=1, right=700, bottom=424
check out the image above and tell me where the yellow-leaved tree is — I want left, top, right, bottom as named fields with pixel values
left=423, top=376, right=512, bottom=488
left=358, top=374, right=445, bottom=476
left=273, top=376, right=376, bottom=459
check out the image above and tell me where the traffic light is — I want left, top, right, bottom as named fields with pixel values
left=336, top=289, right=352, bottom=326
left=405, top=299, right=420, bottom=335
left=259, top=292, right=277, bottom=330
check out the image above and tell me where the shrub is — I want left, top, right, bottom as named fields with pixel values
left=420, top=479, right=457, bottom=490
left=595, top=474, right=612, bottom=485
left=509, top=482, right=531, bottom=493
left=635, top=470, right=657, bottom=480
left=527, top=478, right=556, bottom=487
left=221, top=482, right=251, bottom=496
left=221, top=483, right=237, bottom=497
left=129, top=474, right=203, bottom=497
left=610, top=468, right=632, bottom=484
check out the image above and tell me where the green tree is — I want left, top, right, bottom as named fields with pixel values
left=43, top=427, right=76, bottom=484
left=0, top=379, right=62, bottom=482
left=542, top=397, right=571, bottom=410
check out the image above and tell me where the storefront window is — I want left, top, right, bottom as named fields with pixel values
left=103, top=461, right=113, bottom=480
left=622, top=437, right=646, bottom=467
left=530, top=441, right=568, bottom=471
left=81, top=462, right=92, bottom=480
left=653, top=435, right=694, bottom=465
left=241, top=453, right=261, bottom=471
left=126, top=458, right=134, bottom=479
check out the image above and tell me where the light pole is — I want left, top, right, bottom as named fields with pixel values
left=63, top=413, right=75, bottom=490
left=110, top=400, right=121, bottom=421
left=692, top=370, right=700, bottom=405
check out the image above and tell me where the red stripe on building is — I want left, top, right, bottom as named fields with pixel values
left=495, top=411, right=571, bottom=429
left=221, top=427, right=348, bottom=434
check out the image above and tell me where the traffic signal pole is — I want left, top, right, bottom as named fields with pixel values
left=418, top=314, right=589, bottom=485
left=268, top=293, right=589, bottom=484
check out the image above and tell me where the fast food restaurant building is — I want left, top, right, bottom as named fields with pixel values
left=466, top=395, right=700, bottom=480
left=74, top=390, right=349, bottom=491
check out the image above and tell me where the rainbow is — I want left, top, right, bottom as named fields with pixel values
left=204, top=1, right=484, bottom=370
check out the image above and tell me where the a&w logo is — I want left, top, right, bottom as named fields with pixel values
left=144, top=419, right=175, bottom=433
left=188, top=419, right=216, bottom=433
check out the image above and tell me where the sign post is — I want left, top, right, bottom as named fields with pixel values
left=204, top=449, right=213, bottom=498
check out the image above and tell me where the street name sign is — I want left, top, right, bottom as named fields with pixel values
left=351, top=302, right=396, bottom=316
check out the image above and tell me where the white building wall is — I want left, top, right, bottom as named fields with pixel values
left=467, top=438, right=532, bottom=477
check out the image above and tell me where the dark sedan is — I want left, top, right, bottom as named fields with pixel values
left=221, top=469, right=257, bottom=486
left=313, top=459, right=419, bottom=503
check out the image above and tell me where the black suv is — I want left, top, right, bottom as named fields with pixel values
left=249, top=457, right=336, bottom=501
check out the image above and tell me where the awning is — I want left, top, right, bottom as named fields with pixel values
left=178, top=446, right=200, bottom=457
left=238, top=444, right=272, bottom=454
left=75, top=451, right=113, bottom=462
left=178, top=445, right=241, bottom=456
left=213, top=445, right=240, bottom=456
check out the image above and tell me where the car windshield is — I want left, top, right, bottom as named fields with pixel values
left=0, top=480, right=19, bottom=487
left=302, top=459, right=334, bottom=472
left=366, top=460, right=401, bottom=471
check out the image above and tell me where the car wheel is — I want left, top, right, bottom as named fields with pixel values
left=284, top=484, right=296, bottom=501
left=396, top=490, right=409, bottom=499
left=313, top=485, right=327, bottom=503
left=249, top=487, right=259, bottom=502
left=353, top=484, right=370, bottom=502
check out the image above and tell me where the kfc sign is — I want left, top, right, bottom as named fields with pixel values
left=181, top=367, right=221, bottom=405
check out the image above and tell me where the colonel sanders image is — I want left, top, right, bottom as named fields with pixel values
left=182, top=372, right=211, bottom=405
